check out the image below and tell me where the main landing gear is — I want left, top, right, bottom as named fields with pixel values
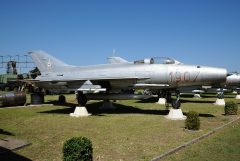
left=170, top=91, right=181, bottom=109
left=160, top=90, right=181, bottom=109
left=70, top=91, right=91, bottom=117
left=76, top=91, right=87, bottom=106
left=236, top=89, right=240, bottom=99
left=214, top=88, right=225, bottom=106
left=161, top=90, right=186, bottom=120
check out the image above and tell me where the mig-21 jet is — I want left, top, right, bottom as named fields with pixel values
left=28, top=51, right=227, bottom=109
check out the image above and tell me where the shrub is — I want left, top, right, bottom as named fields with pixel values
left=225, top=101, right=238, bottom=115
left=58, top=95, right=66, bottom=104
left=5, top=87, right=10, bottom=92
left=63, top=137, right=93, bottom=161
left=13, top=87, right=18, bottom=92
left=24, top=88, right=29, bottom=94
left=185, top=111, right=200, bottom=130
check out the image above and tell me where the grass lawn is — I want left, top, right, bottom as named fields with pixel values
left=162, top=118, right=240, bottom=161
left=0, top=93, right=239, bottom=161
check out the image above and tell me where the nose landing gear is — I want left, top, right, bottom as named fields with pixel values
left=165, top=90, right=186, bottom=120
left=171, top=91, right=181, bottom=109
left=70, top=91, right=91, bottom=117
left=76, top=91, right=87, bottom=106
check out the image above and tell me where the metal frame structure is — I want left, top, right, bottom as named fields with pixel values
left=0, top=54, right=35, bottom=74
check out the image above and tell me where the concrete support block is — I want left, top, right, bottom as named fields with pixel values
left=165, top=108, right=186, bottom=120
left=214, top=99, right=225, bottom=106
left=193, top=94, right=201, bottom=99
left=235, top=95, right=240, bottom=99
left=70, top=106, right=91, bottom=117
left=156, top=98, right=166, bottom=105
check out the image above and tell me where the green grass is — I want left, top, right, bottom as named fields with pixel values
left=0, top=93, right=239, bottom=161
left=162, top=119, right=240, bottom=161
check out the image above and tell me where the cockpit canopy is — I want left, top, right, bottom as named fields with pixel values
left=134, top=57, right=182, bottom=65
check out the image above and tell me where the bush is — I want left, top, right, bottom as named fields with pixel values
left=5, top=87, right=10, bottom=92
left=24, top=88, right=29, bottom=94
left=225, top=101, right=238, bottom=115
left=13, top=87, right=18, bottom=92
left=185, top=111, right=200, bottom=130
left=63, top=137, right=93, bottom=161
left=58, top=95, right=66, bottom=104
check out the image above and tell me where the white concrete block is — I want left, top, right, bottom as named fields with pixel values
left=214, top=99, right=225, bottom=106
left=165, top=108, right=186, bottom=120
left=156, top=98, right=166, bottom=105
left=193, top=94, right=201, bottom=99
left=235, top=95, right=240, bottom=99
left=70, top=106, right=91, bottom=117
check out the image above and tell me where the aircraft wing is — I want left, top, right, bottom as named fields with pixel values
left=131, top=83, right=170, bottom=89
left=27, top=75, right=150, bottom=82
left=77, top=80, right=106, bottom=93
left=24, top=76, right=153, bottom=93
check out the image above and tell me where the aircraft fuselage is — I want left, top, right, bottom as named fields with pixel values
left=34, top=63, right=226, bottom=91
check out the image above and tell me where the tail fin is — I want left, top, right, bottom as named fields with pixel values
left=29, top=50, right=70, bottom=73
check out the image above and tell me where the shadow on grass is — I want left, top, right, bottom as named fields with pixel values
left=179, top=93, right=219, bottom=98
left=36, top=101, right=77, bottom=115
left=198, top=113, right=215, bottom=117
left=38, top=101, right=216, bottom=118
left=0, top=146, right=32, bottom=161
left=137, top=96, right=219, bottom=104
left=45, top=100, right=76, bottom=108
left=0, top=129, right=14, bottom=136
left=39, top=101, right=169, bottom=116
left=136, top=97, right=159, bottom=103
left=180, top=94, right=195, bottom=98
left=182, top=112, right=215, bottom=118
left=38, top=107, right=75, bottom=115
left=89, top=102, right=169, bottom=115
left=200, top=94, right=235, bottom=99
left=181, top=99, right=215, bottom=104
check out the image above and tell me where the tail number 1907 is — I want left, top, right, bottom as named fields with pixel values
left=169, top=71, right=200, bottom=83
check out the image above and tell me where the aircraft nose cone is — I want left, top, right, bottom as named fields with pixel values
left=226, top=74, right=240, bottom=85
left=201, top=67, right=227, bottom=85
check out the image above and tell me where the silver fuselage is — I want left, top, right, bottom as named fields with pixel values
left=34, top=63, right=227, bottom=92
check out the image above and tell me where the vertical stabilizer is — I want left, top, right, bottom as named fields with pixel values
left=107, top=56, right=130, bottom=64
left=29, top=50, right=70, bottom=73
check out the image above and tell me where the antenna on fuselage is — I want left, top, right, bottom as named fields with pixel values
left=112, top=49, right=116, bottom=56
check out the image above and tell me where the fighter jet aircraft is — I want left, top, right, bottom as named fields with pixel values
left=187, top=73, right=240, bottom=98
left=28, top=51, right=227, bottom=108
left=226, top=73, right=240, bottom=92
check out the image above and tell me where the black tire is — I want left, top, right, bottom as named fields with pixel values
left=58, top=95, right=66, bottom=104
left=237, top=90, right=240, bottom=95
left=77, top=92, right=87, bottom=106
left=172, top=99, right=181, bottom=109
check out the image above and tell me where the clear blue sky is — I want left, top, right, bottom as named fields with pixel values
left=0, top=0, right=240, bottom=73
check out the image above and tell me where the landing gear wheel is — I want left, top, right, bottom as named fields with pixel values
left=217, top=88, right=224, bottom=99
left=77, top=91, right=87, bottom=106
left=237, top=89, right=240, bottom=95
left=172, top=90, right=181, bottom=109
left=171, top=99, right=181, bottom=109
